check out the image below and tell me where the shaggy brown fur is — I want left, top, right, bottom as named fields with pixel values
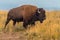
left=4, top=5, right=46, bottom=29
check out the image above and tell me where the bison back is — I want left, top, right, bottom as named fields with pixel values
left=8, top=5, right=38, bottom=20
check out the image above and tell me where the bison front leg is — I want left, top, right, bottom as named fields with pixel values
left=23, top=21, right=28, bottom=29
left=31, top=22, right=35, bottom=26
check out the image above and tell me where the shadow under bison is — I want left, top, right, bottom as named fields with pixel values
left=4, top=5, right=46, bottom=29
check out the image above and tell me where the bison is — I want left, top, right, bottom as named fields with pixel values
left=4, top=5, right=46, bottom=29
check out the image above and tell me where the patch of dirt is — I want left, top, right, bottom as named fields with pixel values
left=0, top=32, right=28, bottom=40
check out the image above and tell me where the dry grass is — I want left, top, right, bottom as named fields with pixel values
left=0, top=10, right=60, bottom=40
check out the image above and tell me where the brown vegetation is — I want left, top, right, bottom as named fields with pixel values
left=0, top=10, right=60, bottom=40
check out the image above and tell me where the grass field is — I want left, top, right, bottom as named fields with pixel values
left=0, top=10, right=60, bottom=40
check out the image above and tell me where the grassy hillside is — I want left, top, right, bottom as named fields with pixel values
left=0, top=10, right=60, bottom=40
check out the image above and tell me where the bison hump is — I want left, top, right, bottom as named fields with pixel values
left=21, top=5, right=37, bottom=20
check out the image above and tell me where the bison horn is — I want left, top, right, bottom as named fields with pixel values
left=37, top=9, right=41, bottom=14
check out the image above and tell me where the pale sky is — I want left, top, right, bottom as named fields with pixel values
left=0, top=0, right=60, bottom=10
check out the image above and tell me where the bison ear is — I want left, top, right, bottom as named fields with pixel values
left=37, top=9, right=41, bottom=14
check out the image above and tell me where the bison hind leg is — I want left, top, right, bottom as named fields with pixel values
left=4, top=17, right=11, bottom=29
left=13, top=21, right=16, bottom=26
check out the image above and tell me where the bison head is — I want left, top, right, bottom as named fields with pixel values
left=36, top=8, right=46, bottom=23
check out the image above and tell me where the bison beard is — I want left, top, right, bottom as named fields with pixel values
left=4, top=5, right=46, bottom=29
